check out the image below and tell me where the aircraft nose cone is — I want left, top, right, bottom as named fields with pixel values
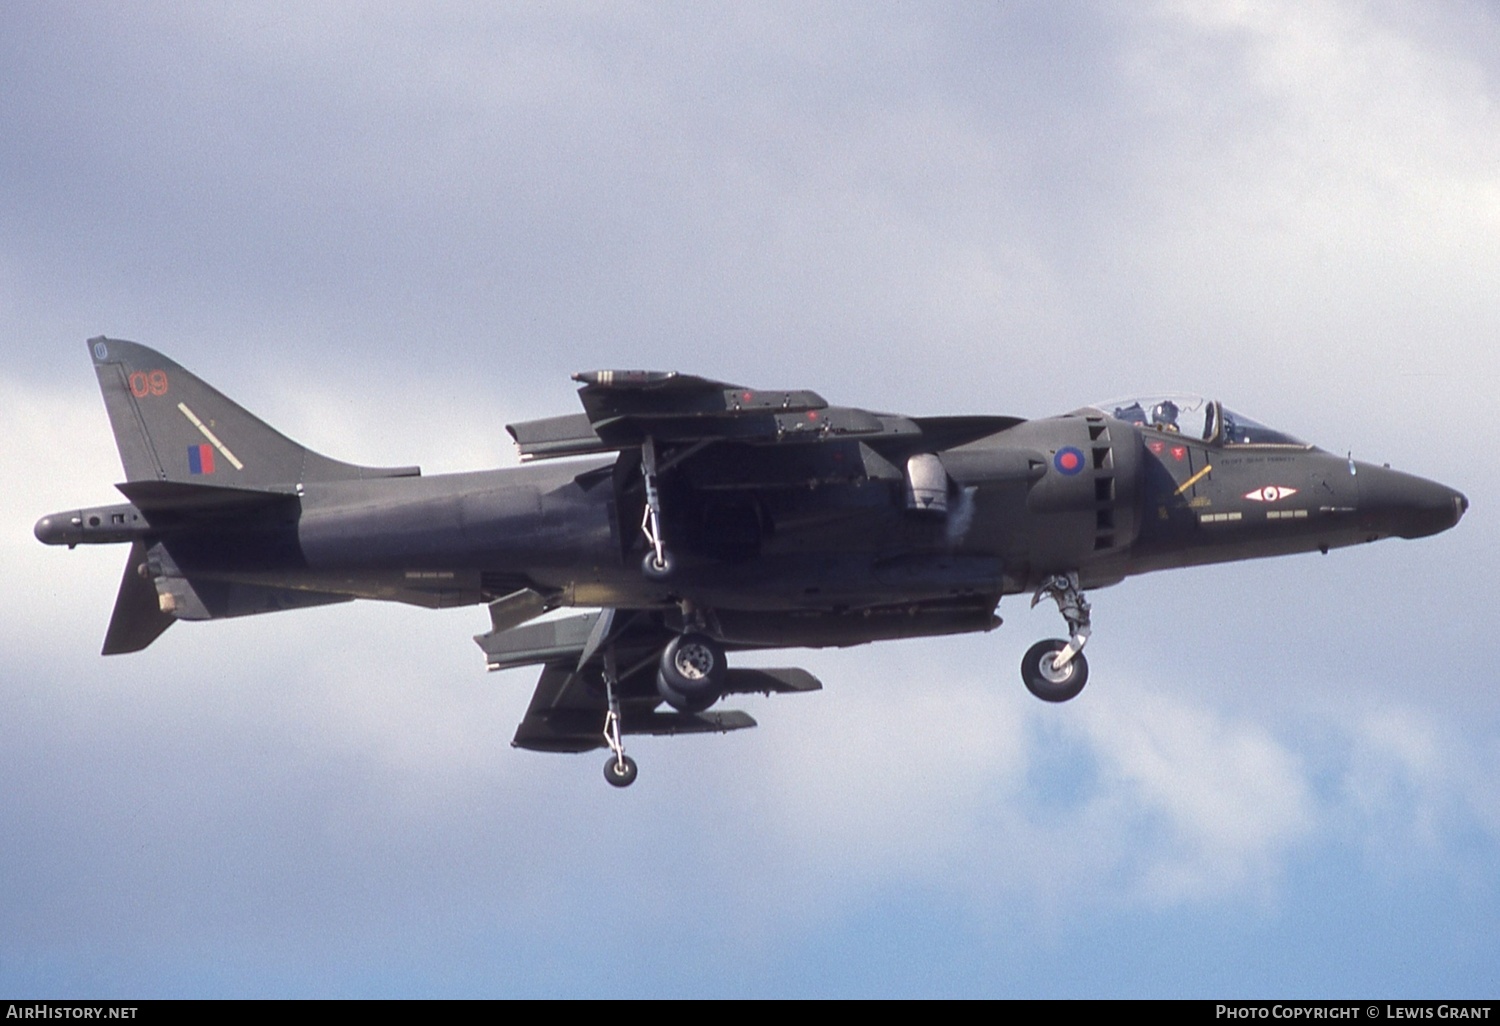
left=1357, top=465, right=1467, bottom=539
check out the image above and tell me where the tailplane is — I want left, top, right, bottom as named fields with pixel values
left=89, top=337, right=420, bottom=489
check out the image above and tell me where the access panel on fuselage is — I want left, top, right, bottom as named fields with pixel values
left=946, top=413, right=1141, bottom=590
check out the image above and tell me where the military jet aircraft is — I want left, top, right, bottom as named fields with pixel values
left=36, top=338, right=1467, bottom=787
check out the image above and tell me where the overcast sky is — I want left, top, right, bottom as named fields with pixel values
left=3, top=1, right=1498, bottom=998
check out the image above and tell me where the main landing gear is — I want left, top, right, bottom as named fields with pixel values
left=598, top=626, right=730, bottom=789
left=656, top=632, right=727, bottom=713
left=1023, top=572, right=1091, bottom=703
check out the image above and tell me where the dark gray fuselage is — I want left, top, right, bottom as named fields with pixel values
left=42, top=409, right=1461, bottom=653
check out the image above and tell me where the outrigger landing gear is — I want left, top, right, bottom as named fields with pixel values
left=600, top=648, right=638, bottom=787
left=1024, top=572, right=1091, bottom=703
left=639, top=436, right=674, bottom=578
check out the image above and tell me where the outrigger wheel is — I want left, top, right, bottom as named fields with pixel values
left=604, top=754, right=639, bottom=788
left=641, top=550, right=676, bottom=579
left=639, top=435, right=674, bottom=579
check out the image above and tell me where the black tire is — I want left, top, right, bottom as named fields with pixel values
left=656, top=632, right=726, bottom=711
left=642, top=550, right=676, bottom=579
left=604, top=755, right=638, bottom=788
left=656, top=674, right=717, bottom=714
left=1021, top=639, right=1088, bottom=703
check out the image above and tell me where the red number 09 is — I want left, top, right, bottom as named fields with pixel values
left=129, top=370, right=170, bottom=397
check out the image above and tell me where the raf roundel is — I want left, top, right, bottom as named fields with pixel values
left=1053, top=446, right=1085, bottom=476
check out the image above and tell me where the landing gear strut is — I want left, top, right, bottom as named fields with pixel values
left=600, top=648, right=638, bottom=787
left=1024, top=572, right=1091, bottom=703
left=639, top=436, right=674, bottom=578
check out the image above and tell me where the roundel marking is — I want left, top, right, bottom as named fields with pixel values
left=1054, top=446, right=1085, bottom=476
left=1244, top=485, right=1298, bottom=503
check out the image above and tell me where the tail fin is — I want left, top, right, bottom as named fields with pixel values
left=88, top=336, right=420, bottom=489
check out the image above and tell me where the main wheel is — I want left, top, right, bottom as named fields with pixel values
left=656, top=632, right=726, bottom=711
left=604, top=755, right=638, bottom=788
left=1021, top=639, right=1088, bottom=703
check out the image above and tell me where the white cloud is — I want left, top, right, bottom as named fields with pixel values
left=1338, top=704, right=1500, bottom=876
left=1074, top=686, right=1314, bottom=903
left=734, top=649, right=1315, bottom=912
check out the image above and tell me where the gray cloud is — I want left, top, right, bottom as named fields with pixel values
left=3, top=0, right=1498, bottom=997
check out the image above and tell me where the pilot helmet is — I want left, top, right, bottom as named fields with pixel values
left=1152, top=399, right=1179, bottom=425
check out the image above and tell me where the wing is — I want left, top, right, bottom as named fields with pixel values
left=475, top=608, right=820, bottom=753
left=505, top=370, right=1025, bottom=462
left=492, top=370, right=1010, bottom=754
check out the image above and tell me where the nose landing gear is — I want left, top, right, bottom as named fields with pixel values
left=1024, top=573, right=1092, bottom=703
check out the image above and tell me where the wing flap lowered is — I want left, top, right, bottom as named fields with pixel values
left=475, top=611, right=604, bottom=671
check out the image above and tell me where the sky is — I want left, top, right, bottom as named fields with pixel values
left=2, top=0, right=1498, bottom=999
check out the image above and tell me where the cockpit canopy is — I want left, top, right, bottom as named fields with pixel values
left=1093, top=395, right=1308, bottom=448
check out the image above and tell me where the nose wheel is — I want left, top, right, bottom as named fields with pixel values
left=1022, top=639, right=1089, bottom=702
left=1024, top=573, right=1092, bottom=703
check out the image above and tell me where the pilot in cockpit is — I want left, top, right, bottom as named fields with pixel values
left=1152, top=399, right=1180, bottom=433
